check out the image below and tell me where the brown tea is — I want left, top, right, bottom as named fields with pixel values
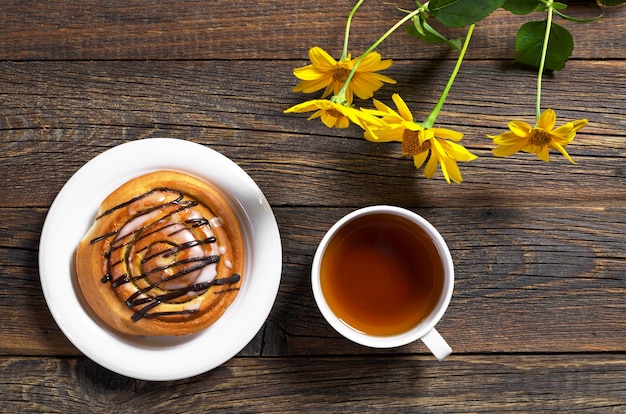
left=320, top=213, right=444, bottom=337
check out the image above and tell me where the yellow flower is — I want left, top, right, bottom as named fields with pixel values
left=404, top=127, right=478, bottom=184
left=284, top=98, right=386, bottom=129
left=292, top=46, right=396, bottom=104
left=363, top=94, right=477, bottom=183
left=362, top=94, right=418, bottom=142
left=489, top=109, right=588, bottom=163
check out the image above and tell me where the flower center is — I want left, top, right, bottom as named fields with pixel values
left=326, top=108, right=345, bottom=118
left=333, top=67, right=351, bottom=83
left=528, top=129, right=552, bottom=146
left=402, top=129, right=430, bottom=156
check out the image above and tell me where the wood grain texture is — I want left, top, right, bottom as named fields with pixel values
left=1, top=355, right=625, bottom=412
left=2, top=206, right=624, bottom=356
left=1, top=60, right=624, bottom=208
left=0, top=1, right=624, bottom=60
left=1, top=0, right=625, bottom=410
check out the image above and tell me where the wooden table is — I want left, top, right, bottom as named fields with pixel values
left=2, top=1, right=625, bottom=411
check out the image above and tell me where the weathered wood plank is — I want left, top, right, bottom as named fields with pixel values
left=1, top=1, right=624, bottom=411
left=2, top=206, right=624, bottom=356
left=0, top=1, right=624, bottom=60
left=1, top=60, right=624, bottom=208
left=272, top=206, right=626, bottom=355
left=1, top=354, right=625, bottom=412
left=1, top=59, right=624, bottom=136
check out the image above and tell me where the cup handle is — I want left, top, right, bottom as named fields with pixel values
left=420, top=328, right=452, bottom=361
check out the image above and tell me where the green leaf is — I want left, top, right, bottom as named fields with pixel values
left=502, top=0, right=542, bottom=15
left=429, top=0, right=505, bottom=27
left=554, top=8, right=604, bottom=24
left=515, top=20, right=574, bottom=71
left=598, top=0, right=626, bottom=5
left=405, top=17, right=463, bottom=51
left=411, top=13, right=427, bottom=36
left=551, top=1, right=604, bottom=24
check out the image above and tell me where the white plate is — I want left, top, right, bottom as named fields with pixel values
left=39, top=138, right=282, bottom=381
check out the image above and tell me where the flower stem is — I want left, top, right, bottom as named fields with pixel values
left=422, top=23, right=475, bottom=129
left=334, top=7, right=423, bottom=104
left=341, top=0, right=365, bottom=61
left=536, top=1, right=554, bottom=125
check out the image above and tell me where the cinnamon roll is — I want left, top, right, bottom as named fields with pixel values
left=75, top=170, right=245, bottom=336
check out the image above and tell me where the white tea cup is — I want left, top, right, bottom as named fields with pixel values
left=311, top=205, right=453, bottom=361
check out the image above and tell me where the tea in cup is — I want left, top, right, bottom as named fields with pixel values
left=311, top=205, right=453, bottom=360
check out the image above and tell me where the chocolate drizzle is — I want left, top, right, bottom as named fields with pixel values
left=141, top=237, right=217, bottom=263
left=130, top=273, right=241, bottom=321
left=90, top=188, right=240, bottom=322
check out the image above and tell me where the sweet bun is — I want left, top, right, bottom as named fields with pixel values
left=75, top=170, right=244, bottom=336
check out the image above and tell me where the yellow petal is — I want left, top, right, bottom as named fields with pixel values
left=424, top=153, right=438, bottom=179
left=322, top=83, right=335, bottom=99
left=368, top=99, right=404, bottom=123
left=348, top=108, right=386, bottom=129
left=350, top=73, right=387, bottom=100
left=372, top=98, right=392, bottom=113
left=419, top=128, right=435, bottom=144
left=538, top=109, right=557, bottom=130
left=490, top=131, right=524, bottom=146
left=535, top=145, right=551, bottom=162
left=293, top=66, right=324, bottom=80
left=335, top=115, right=351, bottom=129
left=430, top=137, right=446, bottom=157
left=430, top=139, right=451, bottom=183
left=569, top=118, right=588, bottom=132
left=552, top=118, right=588, bottom=142
left=319, top=110, right=339, bottom=128
left=404, top=121, right=422, bottom=132
left=355, top=52, right=393, bottom=72
left=437, top=158, right=451, bottom=183
left=413, top=150, right=429, bottom=169
left=362, top=123, right=381, bottom=142
left=366, top=126, right=403, bottom=142
left=522, top=143, right=543, bottom=156
left=360, top=108, right=392, bottom=120
left=284, top=100, right=318, bottom=113
left=441, top=156, right=463, bottom=184
left=551, top=141, right=576, bottom=164
left=392, top=94, right=414, bottom=122
left=306, top=109, right=323, bottom=121
left=508, top=120, right=532, bottom=137
left=492, top=141, right=527, bottom=157
left=293, top=76, right=334, bottom=93
left=431, top=127, right=463, bottom=141
left=308, top=46, right=338, bottom=70
left=440, top=140, right=478, bottom=161
left=371, top=72, right=396, bottom=85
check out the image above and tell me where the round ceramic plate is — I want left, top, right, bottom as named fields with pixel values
left=39, top=138, right=282, bottom=381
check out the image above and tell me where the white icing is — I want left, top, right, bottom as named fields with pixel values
left=116, top=209, right=162, bottom=241
left=209, top=216, right=223, bottom=228
left=196, top=262, right=218, bottom=283
left=184, top=297, right=204, bottom=311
